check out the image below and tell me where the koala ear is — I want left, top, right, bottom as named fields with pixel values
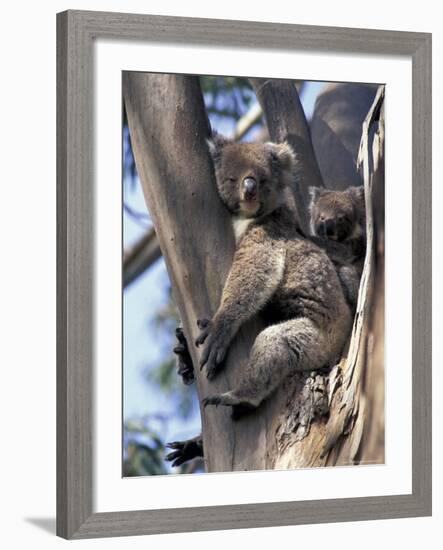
left=348, top=185, right=365, bottom=202
left=206, top=131, right=231, bottom=163
left=265, top=141, right=296, bottom=172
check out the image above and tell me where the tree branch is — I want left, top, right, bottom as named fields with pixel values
left=123, top=227, right=162, bottom=288
left=232, top=102, right=263, bottom=140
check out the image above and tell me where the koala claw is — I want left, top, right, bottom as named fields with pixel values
left=197, top=318, right=210, bottom=329
left=165, top=437, right=203, bottom=467
left=173, top=327, right=195, bottom=385
left=195, top=318, right=211, bottom=347
left=202, top=394, right=222, bottom=408
left=205, top=358, right=223, bottom=380
left=173, top=343, right=185, bottom=354
left=202, top=392, right=257, bottom=420
left=200, top=342, right=227, bottom=379
left=198, top=324, right=229, bottom=378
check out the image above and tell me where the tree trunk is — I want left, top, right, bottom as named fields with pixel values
left=310, top=83, right=378, bottom=190
left=124, top=73, right=266, bottom=471
left=123, top=73, right=385, bottom=472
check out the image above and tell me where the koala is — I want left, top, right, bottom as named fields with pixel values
left=308, top=186, right=366, bottom=309
left=166, top=434, right=203, bottom=467
left=194, top=134, right=353, bottom=414
left=309, top=185, right=366, bottom=247
left=173, top=327, right=195, bottom=385
left=165, top=329, right=203, bottom=467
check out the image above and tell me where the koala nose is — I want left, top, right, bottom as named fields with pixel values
left=243, top=177, right=257, bottom=199
left=325, top=219, right=335, bottom=236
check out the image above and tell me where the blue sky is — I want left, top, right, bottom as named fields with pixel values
left=123, top=186, right=201, bottom=444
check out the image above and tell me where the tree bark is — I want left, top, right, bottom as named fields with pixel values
left=310, top=83, right=378, bottom=190
left=272, top=86, right=385, bottom=469
left=123, top=73, right=385, bottom=472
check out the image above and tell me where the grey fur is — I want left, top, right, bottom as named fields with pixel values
left=197, top=137, right=352, bottom=411
left=308, top=186, right=366, bottom=309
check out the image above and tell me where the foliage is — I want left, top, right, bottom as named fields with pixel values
left=123, top=418, right=168, bottom=476
left=201, top=76, right=255, bottom=119
left=123, top=414, right=205, bottom=476
left=201, top=76, right=264, bottom=140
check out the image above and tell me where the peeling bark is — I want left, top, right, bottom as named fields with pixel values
left=271, top=86, right=385, bottom=469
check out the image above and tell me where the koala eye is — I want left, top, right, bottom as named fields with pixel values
left=259, top=177, right=267, bottom=184
left=226, top=177, right=237, bottom=183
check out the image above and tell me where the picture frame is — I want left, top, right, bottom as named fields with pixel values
left=56, top=9, right=432, bottom=539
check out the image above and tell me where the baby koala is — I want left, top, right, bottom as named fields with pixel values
left=309, top=186, right=366, bottom=310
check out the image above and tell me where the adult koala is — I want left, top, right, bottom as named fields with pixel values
left=196, top=134, right=353, bottom=413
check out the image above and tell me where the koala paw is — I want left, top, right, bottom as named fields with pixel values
left=165, top=437, right=203, bottom=467
left=195, top=318, right=230, bottom=380
left=195, top=318, right=211, bottom=346
left=202, top=392, right=257, bottom=420
left=173, top=327, right=195, bottom=385
left=202, top=391, right=239, bottom=408
left=202, top=394, right=223, bottom=408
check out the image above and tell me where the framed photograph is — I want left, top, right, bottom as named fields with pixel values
left=57, top=10, right=432, bottom=539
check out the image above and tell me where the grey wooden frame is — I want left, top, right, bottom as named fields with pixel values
left=57, top=9, right=432, bottom=539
